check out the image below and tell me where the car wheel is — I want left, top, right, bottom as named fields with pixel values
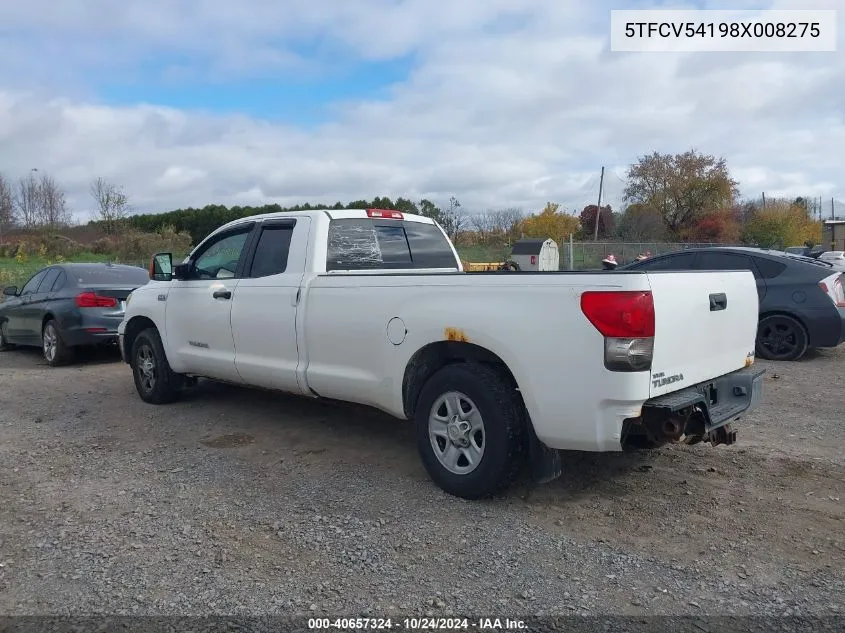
left=756, top=314, right=808, bottom=361
left=131, top=327, right=184, bottom=404
left=0, top=321, right=14, bottom=351
left=42, top=319, right=73, bottom=366
left=414, top=362, right=527, bottom=499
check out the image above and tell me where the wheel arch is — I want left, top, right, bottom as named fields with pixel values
left=757, top=310, right=809, bottom=335
left=756, top=310, right=811, bottom=358
left=401, top=340, right=524, bottom=420
left=123, top=315, right=159, bottom=363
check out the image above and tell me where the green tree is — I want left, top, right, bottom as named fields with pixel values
left=624, top=150, right=739, bottom=237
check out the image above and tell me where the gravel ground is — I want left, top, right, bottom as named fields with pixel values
left=0, top=344, right=842, bottom=619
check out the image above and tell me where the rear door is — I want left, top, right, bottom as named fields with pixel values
left=646, top=270, right=759, bottom=398
left=230, top=217, right=309, bottom=393
left=22, top=267, right=62, bottom=335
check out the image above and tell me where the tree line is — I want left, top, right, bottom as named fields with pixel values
left=0, top=149, right=826, bottom=251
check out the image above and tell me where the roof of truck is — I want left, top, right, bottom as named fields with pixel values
left=217, top=208, right=436, bottom=233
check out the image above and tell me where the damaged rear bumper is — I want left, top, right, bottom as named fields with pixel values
left=624, top=365, right=766, bottom=448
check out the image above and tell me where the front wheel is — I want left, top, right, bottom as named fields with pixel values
left=756, top=314, right=808, bottom=361
left=414, top=362, right=527, bottom=499
left=0, top=321, right=14, bottom=351
left=131, top=327, right=184, bottom=404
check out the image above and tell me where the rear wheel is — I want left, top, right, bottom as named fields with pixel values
left=0, top=321, right=13, bottom=351
left=756, top=314, right=808, bottom=361
left=131, top=327, right=184, bottom=404
left=42, top=319, right=73, bottom=366
left=414, top=362, right=527, bottom=499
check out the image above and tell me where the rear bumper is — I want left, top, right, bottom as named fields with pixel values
left=62, top=326, right=120, bottom=348
left=624, top=365, right=765, bottom=447
left=804, top=306, right=845, bottom=348
left=643, top=365, right=765, bottom=431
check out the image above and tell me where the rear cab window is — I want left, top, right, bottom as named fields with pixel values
left=326, top=219, right=458, bottom=271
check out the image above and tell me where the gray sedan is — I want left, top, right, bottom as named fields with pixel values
left=0, top=262, right=150, bottom=366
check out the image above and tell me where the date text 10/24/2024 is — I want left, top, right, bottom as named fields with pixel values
left=308, top=617, right=526, bottom=630
left=609, top=9, right=837, bottom=52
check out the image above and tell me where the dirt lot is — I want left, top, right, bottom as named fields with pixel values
left=0, top=345, right=842, bottom=617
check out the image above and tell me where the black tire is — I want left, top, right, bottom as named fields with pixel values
left=130, top=327, right=184, bottom=404
left=414, top=362, right=527, bottom=499
left=42, top=319, right=73, bottom=366
left=0, top=321, right=14, bottom=351
left=756, top=314, right=808, bottom=361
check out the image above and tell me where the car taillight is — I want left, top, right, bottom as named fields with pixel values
left=819, top=274, right=845, bottom=308
left=366, top=209, right=403, bottom=219
left=75, top=292, right=118, bottom=308
left=580, top=290, right=655, bottom=372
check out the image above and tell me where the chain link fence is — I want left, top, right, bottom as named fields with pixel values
left=558, top=240, right=734, bottom=270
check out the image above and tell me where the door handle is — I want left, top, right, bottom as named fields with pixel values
left=212, top=289, right=232, bottom=300
left=709, top=292, right=727, bottom=311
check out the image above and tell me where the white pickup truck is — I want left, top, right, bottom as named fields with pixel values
left=118, top=208, right=765, bottom=499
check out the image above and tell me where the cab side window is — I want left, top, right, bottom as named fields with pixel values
left=248, top=225, right=295, bottom=278
left=20, top=271, right=47, bottom=295
left=192, top=229, right=252, bottom=280
left=37, top=268, right=61, bottom=293
left=635, top=252, right=696, bottom=270
left=696, top=251, right=761, bottom=280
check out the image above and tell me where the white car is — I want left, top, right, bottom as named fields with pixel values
left=117, top=208, right=765, bottom=499
left=818, top=250, right=845, bottom=272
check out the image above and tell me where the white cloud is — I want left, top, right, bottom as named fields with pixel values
left=0, top=0, right=842, bottom=222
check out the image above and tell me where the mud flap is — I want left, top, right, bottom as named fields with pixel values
left=528, top=424, right=562, bottom=484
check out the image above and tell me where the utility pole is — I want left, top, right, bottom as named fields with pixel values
left=761, top=192, right=766, bottom=209
left=593, top=166, right=605, bottom=242
left=832, top=197, right=835, bottom=220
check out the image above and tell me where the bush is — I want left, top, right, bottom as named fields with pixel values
left=0, top=234, right=84, bottom=259
left=103, top=226, right=193, bottom=263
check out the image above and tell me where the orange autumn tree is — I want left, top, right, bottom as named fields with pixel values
left=685, top=209, right=741, bottom=243
left=520, top=202, right=580, bottom=240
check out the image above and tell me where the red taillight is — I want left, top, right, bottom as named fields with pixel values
left=75, top=292, right=117, bottom=308
left=366, top=209, right=403, bottom=219
left=819, top=275, right=845, bottom=308
left=580, top=291, right=655, bottom=338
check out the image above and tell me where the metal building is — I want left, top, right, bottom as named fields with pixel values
left=822, top=220, right=845, bottom=250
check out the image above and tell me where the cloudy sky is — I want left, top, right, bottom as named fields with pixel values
left=0, top=0, right=843, bottom=222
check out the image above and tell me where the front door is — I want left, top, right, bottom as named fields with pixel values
left=164, top=225, right=254, bottom=382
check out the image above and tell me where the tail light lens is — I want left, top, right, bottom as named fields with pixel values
left=75, top=292, right=117, bottom=308
left=366, top=209, right=403, bottom=219
left=580, top=290, right=655, bottom=372
left=819, top=274, right=845, bottom=308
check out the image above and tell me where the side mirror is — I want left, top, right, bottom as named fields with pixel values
left=3, top=286, right=18, bottom=296
left=149, top=252, right=173, bottom=281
